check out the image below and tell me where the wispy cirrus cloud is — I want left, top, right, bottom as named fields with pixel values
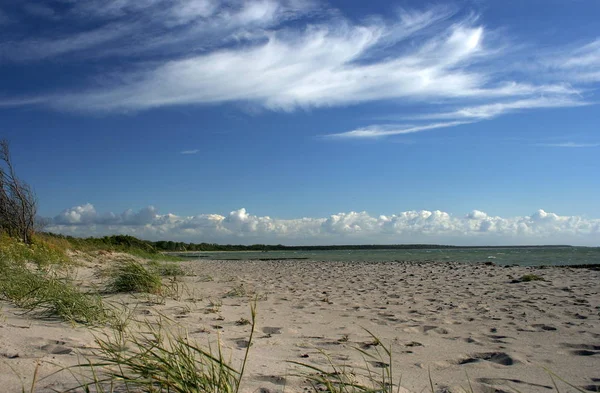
left=46, top=204, right=600, bottom=245
left=413, top=96, right=589, bottom=121
left=1, top=1, right=598, bottom=140
left=1, top=0, right=321, bottom=62
left=0, top=96, right=47, bottom=107
left=550, top=39, right=600, bottom=83
left=46, top=16, right=501, bottom=112
left=328, top=121, right=472, bottom=138
left=536, top=142, right=600, bottom=148
left=180, top=149, right=199, bottom=154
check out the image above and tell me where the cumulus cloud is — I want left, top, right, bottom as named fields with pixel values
left=46, top=204, right=600, bottom=246
left=54, top=204, right=159, bottom=226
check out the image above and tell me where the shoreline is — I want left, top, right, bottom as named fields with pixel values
left=1, top=258, right=599, bottom=392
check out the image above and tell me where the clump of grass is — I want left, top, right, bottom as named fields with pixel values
left=71, top=305, right=257, bottom=393
left=147, top=260, right=186, bottom=277
left=235, top=317, right=251, bottom=326
left=0, top=258, right=106, bottom=324
left=224, top=284, right=247, bottom=298
left=513, top=274, right=544, bottom=283
left=107, top=260, right=163, bottom=294
left=206, top=298, right=222, bottom=314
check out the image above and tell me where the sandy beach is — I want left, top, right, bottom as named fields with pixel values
left=1, top=256, right=599, bottom=393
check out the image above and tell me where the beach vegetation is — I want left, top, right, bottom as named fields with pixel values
left=224, top=284, right=247, bottom=298
left=40, top=232, right=183, bottom=262
left=147, top=259, right=186, bottom=277
left=290, top=329, right=399, bottom=393
left=206, top=298, right=222, bottom=313
left=235, top=317, right=251, bottom=326
left=0, top=139, right=38, bottom=244
left=0, top=256, right=107, bottom=324
left=107, top=260, right=163, bottom=294
left=69, top=306, right=257, bottom=393
left=0, top=232, right=70, bottom=267
left=517, top=274, right=544, bottom=282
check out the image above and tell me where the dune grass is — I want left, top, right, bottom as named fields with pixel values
left=106, top=260, right=163, bottom=294
left=519, top=274, right=544, bottom=282
left=0, top=232, right=70, bottom=267
left=147, top=259, right=186, bottom=277
left=0, top=257, right=107, bottom=324
left=68, top=305, right=257, bottom=393
left=289, top=329, right=400, bottom=393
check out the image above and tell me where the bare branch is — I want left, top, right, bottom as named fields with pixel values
left=0, top=139, right=38, bottom=243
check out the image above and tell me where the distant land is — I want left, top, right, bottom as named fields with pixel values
left=44, top=233, right=577, bottom=252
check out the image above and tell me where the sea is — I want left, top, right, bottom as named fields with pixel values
left=178, top=246, right=600, bottom=267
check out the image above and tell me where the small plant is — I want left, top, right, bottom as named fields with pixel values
left=70, top=305, right=257, bottom=393
left=148, top=260, right=186, bottom=277
left=235, top=317, right=251, bottom=326
left=107, top=260, right=162, bottom=294
left=224, top=284, right=247, bottom=298
left=290, top=330, right=398, bottom=393
left=206, top=298, right=222, bottom=313
left=338, top=334, right=349, bottom=343
left=514, top=274, right=544, bottom=283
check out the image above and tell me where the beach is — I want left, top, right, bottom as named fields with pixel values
left=1, top=256, right=599, bottom=393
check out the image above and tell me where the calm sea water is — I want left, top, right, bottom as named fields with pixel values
left=183, top=247, right=600, bottom=266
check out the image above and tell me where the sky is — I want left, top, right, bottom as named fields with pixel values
left=1, top=0, right=599, bottom=246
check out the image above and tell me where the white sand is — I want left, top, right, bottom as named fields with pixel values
left=1, top=257, right=599, bottom=393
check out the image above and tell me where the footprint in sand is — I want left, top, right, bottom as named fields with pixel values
left=41, top=341, right=73, bottom=355
left=262, top=327, right=283, bottom=335
left=570, top=350, right=599, bottom=357
left=477, top=377, right=552, bottom=390
left=561, top=343, right=600, bottom=351
left=458, top=352, right=517, bottom=366
left=531, top=323, right=558, bottom=331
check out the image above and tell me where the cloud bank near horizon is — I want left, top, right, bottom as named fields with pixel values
left=46, top=204, right=600, bottom=246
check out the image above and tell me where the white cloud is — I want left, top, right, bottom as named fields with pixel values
left=49, top=17, right=503, bottom=112
left=46, top=205, right=600, bottom=246
left=555, top=39, right=600, bottom=82
left=54, top=203, right=98, bottom=225
left=0, top=97, right=47, bottom=107
left=412, top=96, right=588, bottom=121
left=329, top=94, right=590, bottom=138
left=328, top=121, right=472, bottom=138
left=536, top=142, right=600, bottom=148
left=1, top=0, right=320, bottom=62
left=1, top=2, right=598, bottom=140
left=180, top=149, right=199, bottom=154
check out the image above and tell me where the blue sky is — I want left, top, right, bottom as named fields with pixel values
left=1, top=0, right=599, bottom=245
